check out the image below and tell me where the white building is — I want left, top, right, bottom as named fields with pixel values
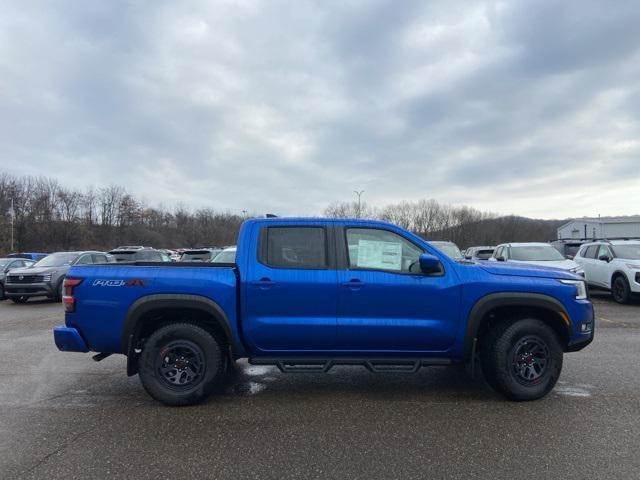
left=557, top=216, right=640, bottom=240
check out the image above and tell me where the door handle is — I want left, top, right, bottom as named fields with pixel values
left=250, top=278, right=276, bottom=288
left=341, top=279, right=365, bottom=289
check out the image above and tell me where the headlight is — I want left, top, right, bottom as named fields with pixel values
left=559, top=279, right=587, bottom=300
left=41, top=274, right=52, bottom=282
left=625, top=263, right=640, bottom=270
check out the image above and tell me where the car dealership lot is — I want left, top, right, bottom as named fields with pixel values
left=1, top=295, right=639, bottom=479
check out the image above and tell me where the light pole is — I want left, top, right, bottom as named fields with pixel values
left=354, top=190, right=364, bottom=218
left=9, top=198, right=14, bottom=252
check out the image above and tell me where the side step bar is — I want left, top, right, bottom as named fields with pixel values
left=249, top=357, right=451, bottom=374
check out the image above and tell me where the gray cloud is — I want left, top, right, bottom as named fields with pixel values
left=1, top=0, right=639, bottom=218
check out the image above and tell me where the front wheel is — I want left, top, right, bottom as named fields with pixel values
left=612, top=276, right=631, bottom=304
left=481, top=318, right=563, bottom=401
left=53, top=279, right=64, bottom=302
left=138, top=323, right=226, bottom=406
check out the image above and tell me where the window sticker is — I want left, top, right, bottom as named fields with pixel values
left=356, top=240, right=402, bottom=270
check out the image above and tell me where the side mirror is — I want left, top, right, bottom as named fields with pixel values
left=496, top=256, right=506, bottom=262
left=598, top=255, right=610, bottom=262
left=419, top=253, right=442, bottom=274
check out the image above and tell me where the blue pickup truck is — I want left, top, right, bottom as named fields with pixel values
left=54, top=218, right=594, bottom=405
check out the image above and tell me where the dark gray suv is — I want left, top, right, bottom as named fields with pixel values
left=0, top=258, right=36, bottom=300
left=4, top=251, right=113, bottom=304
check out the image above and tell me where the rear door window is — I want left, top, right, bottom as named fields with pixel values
left=261, top=227, right=327, bottom=269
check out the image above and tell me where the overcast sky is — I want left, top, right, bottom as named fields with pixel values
left=1, top=0, right=639, bottom=218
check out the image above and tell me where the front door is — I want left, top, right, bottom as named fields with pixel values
left=243, top=225, right=338, bottom=353
left=592, top=244, right=613, bottom=287
left=336, top=227, right=460, bottom=353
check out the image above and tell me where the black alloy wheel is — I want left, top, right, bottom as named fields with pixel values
left=612, top=276, right=630, bottom=304
left=156, top=340, right=206, bottom=390
left=510, top=336, right=549, bottom=385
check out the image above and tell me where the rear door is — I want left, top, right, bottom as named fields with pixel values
left=335, top=226, right=460, bottom=353
left=243, top=224, right=338, bottom=353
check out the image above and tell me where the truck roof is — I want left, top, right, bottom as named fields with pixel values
left=244, top=217, right=394, bottom=226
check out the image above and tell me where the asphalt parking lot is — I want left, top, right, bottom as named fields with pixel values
left=1, top=292, right=639, bottom=480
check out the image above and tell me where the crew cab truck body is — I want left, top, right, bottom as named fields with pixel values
left=54, top=218, right=594, bottom=405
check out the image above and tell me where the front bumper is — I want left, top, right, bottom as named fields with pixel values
left=5, top=282, right=55, bottom=298
left=566, top=301, right=595, bottom=352
left=53, top=326, right=89, bottom=352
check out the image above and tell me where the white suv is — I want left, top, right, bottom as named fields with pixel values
left=490, top=242, right=584, bottom=276
left=574, top=240, right=640, bottom=304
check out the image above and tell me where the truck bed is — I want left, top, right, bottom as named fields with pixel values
left=64, top=263, right=239, bottom=354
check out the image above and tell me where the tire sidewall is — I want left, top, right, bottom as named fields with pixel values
left=139, top=323, right=224, bottom=406
left=612, top=276, right=630, bottom=304
left=484, top=318, right=563, bottom=401
left=54, top=279, right=64, bottom=302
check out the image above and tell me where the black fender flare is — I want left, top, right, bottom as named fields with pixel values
left=120, top=293, right=233, bottom=354
left=463, top=292, right=571, bottom=361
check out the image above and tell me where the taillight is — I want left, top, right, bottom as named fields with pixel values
left=63, top=277, right=83, bottom=312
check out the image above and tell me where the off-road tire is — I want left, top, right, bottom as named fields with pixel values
left=481, top=317, right=563, bottom=401
left=138, top=323, right=225, bottom=406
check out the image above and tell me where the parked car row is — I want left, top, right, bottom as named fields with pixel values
left=0, top=244, right=239, bottom=304
left=1, top=251, right=112, bottom=303
left=440, top=238, right=640, bottom=304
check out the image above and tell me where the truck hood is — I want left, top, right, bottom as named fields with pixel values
left=479, top=262, right=578, bottom=280
left=7, top=266, right=60, bottom=276
left=505, top=259, right=580, bottom=271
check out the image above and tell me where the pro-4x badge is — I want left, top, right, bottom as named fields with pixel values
left=92, top=279, right=145, bottom=287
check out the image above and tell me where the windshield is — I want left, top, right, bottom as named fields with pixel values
left=110, top=252, right=135, bottom=262
left=0, top=260, right=9, bottom=268
left=433, top=244, right=463, bottom=259
left=564, top=244, right=582, bottom=257
left=612, top=244, right=640, bottom=260
left=181, top=252, right=213, bottom=262
left=510, top=245, right=565, bottom=261
left=212, top=250, right=236, bottom=263
left=34, top=253, right=78, bottom=267
left=475, top=249, right=494, bottom=260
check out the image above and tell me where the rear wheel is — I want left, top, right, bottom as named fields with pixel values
left=138, top=323, right=226, bottom=406
left=11, top=296, right=29, bottom=304
left=612, top=276, right=631, bottom=304
left=0, top=284, right=4, bottom=301
left=481, top=318, right=563, bottom=401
